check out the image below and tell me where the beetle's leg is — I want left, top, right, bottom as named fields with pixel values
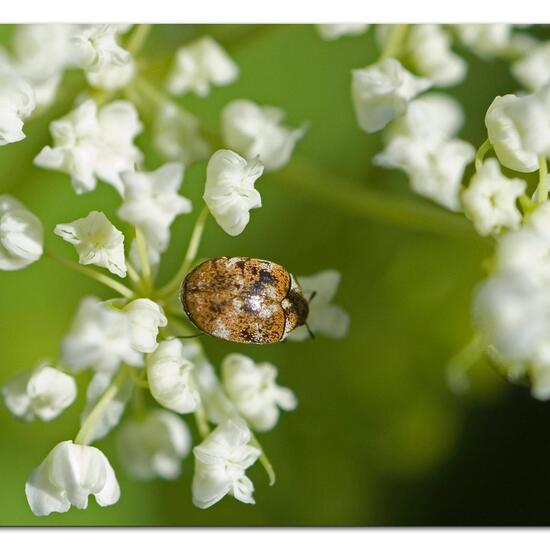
left=308, top=290, right=317, bottom=304
left=305, top=322, right=316, bottom=340
left=168, top=333, right=204, bottom=340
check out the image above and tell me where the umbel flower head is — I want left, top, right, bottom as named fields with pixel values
left=0, top=194, right=43, bottom=271
left=25, top=441, right=120, bottom=516
left=203, top=149, right=264, bottom=236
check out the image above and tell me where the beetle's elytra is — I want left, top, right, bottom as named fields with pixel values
left=180, top=256, right=309, bottom=344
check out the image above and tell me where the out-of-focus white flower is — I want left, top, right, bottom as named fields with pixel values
left=146, top=339, right=201, bottom=414
left=0, top=195, right=43, bottom=271
left=117, top=409, right=192, bottom=480
left=152, top=103, right=211, bottom=166
left=118, top=163, right=191, bottom=253
left=0, top=71, right=35, bottom=145
left=192, top=419, right=260, bottom=509
left=221, top=99, right=305, bottom=171
left=512, top=42, right=550, bottom=92
left=405, top=25, right=466, bottom=87
left=203, top=150, right=263, bottom=236
left=221, top=354, right=297, bottom=432
left=34, top=99, right=143, bottom=194
left=451, top=24, right=514, bottom=59
left=25, top=441, right=120, bottom=516
left=316, top=24, right=369, bottom=40
left=288, top=269, right=350, bottom=341
left=80, top=371, right=133, bottom=443
left=86, top=58, right=136, bottom=91
left=72, top=24, right=131, bottom=73
left=484, top=88, right=550, bottom=173
left=462, top=159, right=526, bottom=236
left=351, top=58, right=431, bottom=133
left=166, top=36, right=238, bottom=97
left=54, top=211, right=127, bottom=278
left=61, top=297, right=142, bottom=373
left=2, top=362, right=76, bottom=422
left=123, top=299, right=167, bottom=354
left=375, top=135, right=474, bottom=211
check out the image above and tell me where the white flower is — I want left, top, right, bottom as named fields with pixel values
left=34, top=99, right=143, bottom=195
left=72, top=24, right=131, bottom=73
left=80, top=371, right=133, bottom=443
left=117, top=409, right=192, bottom=480
left=25, top=441, right=120, bottom=516
left=166, top=36, right=238, bottom=97
left=316, top=24, right=369, bottom=40
left=203, top=149, right=263, bottom=236
left=375, top=136, right=474, bottom=211
left=485, top=89, right=550, bottom=173
left=221, top=99, right=305, bottom=171
left=2, top=362, right=76, bottom=422
left=146, top=339, right=201, bottom=414
left=0, top=195, right=43, bottom=271
left=61, top=297, right=142, bottom=373
left=221, top=354, right=297, bottom=432
left=512, top=42, right=550, bottom=92
left=123, top=299, right=167, bottom=354
left=288, top=270, right=350, bottom=341
left=404, top=25, right=466, bottom=87
left=118, top=163, right=191, bottom=253
left=452, top=24, right=515, bottom=59
left=192, top=419, right=260, bottom=509
left=54, top=211, right=126, bottom=277
left=462, top=159, right=526, bottom=236
left=86, top=59, right=136, bottom=91
left=351, top=58, right=431, bottom=133
left=152, top=103, right=211, bottom=166
left=0, top=71, right=35, bottom=145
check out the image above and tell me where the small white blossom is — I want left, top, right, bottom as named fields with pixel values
left=405, top=25, right=466, bottom=87
left=192, top=419, right=261, bottom=509
left=34, top=99, right=143, bottom=194
left=485, top=88, right=550, bottom=173
left=351, top=58, right=431, bottom=133
left=0, top=71, right=35, bottom=145
left=462, top=159, right=526, bottom=236
left=146, top=339, right=201, bottom=414
left=72, top=24, right=131, bottom=73
left=2, top=362, right=76, bottom=422
left=452, top=24, right=515, bottom=59
left=222, top=354, right=297, bottom=432
left=316, top=24, right=369, bottom=40
left=118, top=163, right=191, bottom=253
left=288, top=270, right=350, bottom=341
left=117, top=409, right=192, bottom=480
left=0, top=195, right=43, bottom=271
left=203, top=149, right=264, bottom=236
left=166, top=36, right=238, bottom=97
left=54, top=211, right=127, bottom=277
left=86, top=59, right=136, bottom=91
left=375, top=135, right=474, bottom=211
left=512, top=42, right=550, bottom=92
left=25, top=441, right=120, bottom=516
left=80, top=371, right=133, bottom=443
left=61, top=297, right=142, bottom=373
left=153, top=103, right=211, bottom=166
left=221, top=99, right=305, bottom=171
left=123, top=299, right=167, bottom=354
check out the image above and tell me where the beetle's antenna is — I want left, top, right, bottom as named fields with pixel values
left=169, top=334, right=203, bottom=340
left=308, top=290, right=317, bottom=304
left=305, top=322, right=315, bottom=340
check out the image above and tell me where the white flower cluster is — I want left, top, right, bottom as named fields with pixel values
left=1, top=25, right=350, bottom=519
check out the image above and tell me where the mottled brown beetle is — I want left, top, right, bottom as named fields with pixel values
left=180, top=257, right=310, bottom=344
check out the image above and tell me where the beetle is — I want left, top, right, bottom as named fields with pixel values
left=180, top=256, right=310, bottom=344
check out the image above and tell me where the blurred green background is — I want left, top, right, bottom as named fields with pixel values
left=2, top=23, right=550, bottom=526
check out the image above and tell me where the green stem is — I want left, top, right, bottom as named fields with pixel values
left=251, top=435, right=276, bottom=486
left=158, top=206, right=210, bottom=299
left=45, top=250, right=134, bottom=299
left=75, top=367, right=128, bottom=445
left=273, top=158, right=476, bottom=239
left=380, top=24, right=409, bottom=59
left=537, top=156, right=548, bottom=204
left=475, top=139, right=492, bottom=171
left=446, top=334, right=485, bottom=394
left=194, top=403, right=211, bottom=440
left=135, top=227, right=153, bottom=292
left=126, top=24, right=152, bottom=56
